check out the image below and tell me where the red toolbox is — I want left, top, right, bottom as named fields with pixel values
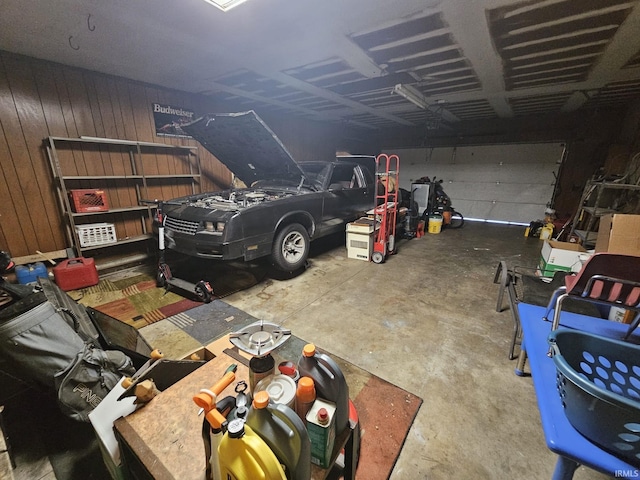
left=53, top=257, right=100, bottom=291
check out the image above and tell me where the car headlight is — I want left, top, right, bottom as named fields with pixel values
left=204, top=221, right=225, bottom=233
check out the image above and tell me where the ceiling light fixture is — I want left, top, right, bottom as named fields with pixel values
left=201, top=0, right=251, bottom=12
left=391, top=84, right=429, bottom=110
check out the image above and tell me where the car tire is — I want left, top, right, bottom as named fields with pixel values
left=272, top=223, right=310, bottom=272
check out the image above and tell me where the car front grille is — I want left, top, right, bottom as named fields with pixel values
left=164, top=216, right=199, bottom=235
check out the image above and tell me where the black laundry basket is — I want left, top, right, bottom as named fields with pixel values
left=548, top=329, right=640, bottom=466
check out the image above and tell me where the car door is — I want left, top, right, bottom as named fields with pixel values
left=320, top=163, right=374, bottom=235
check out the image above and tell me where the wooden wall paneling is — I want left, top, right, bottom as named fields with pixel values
left=195, top=95, right=233, bottom=192
left=83, top=72, right=111, bottom=191
left=148, top=87, right=179, bottom=199
left=113, top=78, right=152, bottom=237
left=161, top=88, right=193, bottom=199
left=165, top=89, right=201, bottom=198
left=62, top=68, right=97, bottom=177
left=52, top=63, right=83, bottom=176
left=154, top=89, right=181, bottom=199
left=142, top=85, right=175, bottom=201
left=31, top=59, right=81, bottom=250
left=32, top=61, right=70, bottom=138
left=94, top=75, right=140, bottom=238
left=0, top=125, right=29, bottom=255
left=155, top=89, right=230, bottom=193
left=114, top=78, right=139, bottom=141
left=199, top=148, right=232, bottom=192
left=1, top=52, right=61, bottom=253
left=127, top=83, right=165, bottom=201
left=116, top=80, right=150, bottom=200
left=0, top=211, right=7, bottom=253
left=178, top=92, right=208, bottom=197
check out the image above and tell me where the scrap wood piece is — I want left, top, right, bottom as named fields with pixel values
left=12, top=249, right=69, bottom=266
left=36, top=250, right=57, bottom=265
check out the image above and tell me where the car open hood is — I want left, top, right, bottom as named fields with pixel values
left=182, top=111, right=306, bottom=186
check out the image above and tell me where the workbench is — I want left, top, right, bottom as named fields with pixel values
left=113, top=343, right=358, bottom=480
left=519, top=303, right=639, bottom=480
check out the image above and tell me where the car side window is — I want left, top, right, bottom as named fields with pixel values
left=359, top=165, right=373, bottom=187
left=329, top=164, right=362, bottom=189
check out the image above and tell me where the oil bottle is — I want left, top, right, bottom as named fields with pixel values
left=217, top=418, right=287, bottom=480
left=245, top=390, right=311, bottom=480
left=297, top=343, right=350, bottom=435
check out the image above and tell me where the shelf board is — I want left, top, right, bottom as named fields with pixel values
left=144, top=174, right=201, bottom=179
left=582, top=207, right=617, bottom=217
left=574, top=229, right=598, bottom=244
left=71, top=206, right=150, bottom=217
left=79, top=234, right=153, bottom=252
left=62, top=175, right=144, bottom=180
left=61, top=174, right=199, bottom=180
left=50, top=136, right=196, bottom=151
left=593, top=182, right=640, bottom=191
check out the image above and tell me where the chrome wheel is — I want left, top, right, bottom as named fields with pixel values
left=281, top=231, right=306, bottom=264
left=272, top=223, right=310, bottom=271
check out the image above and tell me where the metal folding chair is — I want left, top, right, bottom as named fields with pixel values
left=494, top=261, right=570, bottom=360
left=494, top=261, right=602, bottom=376
left=543, top=253, right=640, bottom=339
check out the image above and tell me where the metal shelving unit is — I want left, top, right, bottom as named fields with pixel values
left=568, top=179, right=640, bottom=247
left=46, top=136, right=201, bottom=255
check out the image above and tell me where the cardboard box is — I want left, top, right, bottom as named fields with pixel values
left=596, top=214, right=640, bottom=256
left=346, top=217, right=376, bottom=234
left=181, top=334, right=252, bottom=363
left=181, top=345, right=217, bottom=362
left=538, top=240, right=586, bottom=277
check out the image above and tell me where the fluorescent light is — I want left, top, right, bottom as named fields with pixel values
left=391, top=84, right=429, bottom=110
left=201, top=0, right=251, bottom=12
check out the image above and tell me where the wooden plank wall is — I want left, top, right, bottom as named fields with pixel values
left=0, top=51, right=343, bottom=258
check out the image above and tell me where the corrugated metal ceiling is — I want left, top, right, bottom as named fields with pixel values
left=1, top=0, right=640, bottom=132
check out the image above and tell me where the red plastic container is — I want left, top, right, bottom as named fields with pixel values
left=69, top=189, right=109, bottom=213
left=53, top=257, right=100, bottom=291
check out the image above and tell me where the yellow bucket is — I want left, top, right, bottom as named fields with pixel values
left=428, top=215, right=443, bottom=234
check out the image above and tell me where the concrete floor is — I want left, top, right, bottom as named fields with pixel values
left=220, top=221, right=613, bottom=480
left=5, top=221, right=616, bottom=479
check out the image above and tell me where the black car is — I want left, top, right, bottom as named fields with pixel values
left=161, top=111, right=376, bottom=271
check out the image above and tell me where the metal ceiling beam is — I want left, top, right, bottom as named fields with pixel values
left=201, top=82, right=379, bottom=130
left=561, top=3, right=640, bottom=112
left=440, top=0, right=514, bottom=118
left=257, top=70, right=417, bottom=126
left=337, top=36, right=386, bottom=78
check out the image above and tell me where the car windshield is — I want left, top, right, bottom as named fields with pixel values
left=251, top=174, right=316, bottom=191
left=299, top=163, right=331, bottom=189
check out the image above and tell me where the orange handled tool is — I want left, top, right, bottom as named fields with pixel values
left=193, top=365, right=237, bottom=428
